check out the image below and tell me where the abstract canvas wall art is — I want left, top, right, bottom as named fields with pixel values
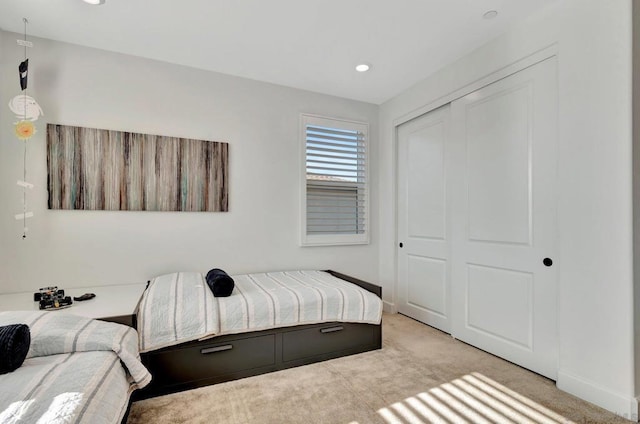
left=47, top=124, right=228, bottom=212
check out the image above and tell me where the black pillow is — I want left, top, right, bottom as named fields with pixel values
left=0, top=324, right=30, bottom=375
left=205, top=268, right=235, bottom=297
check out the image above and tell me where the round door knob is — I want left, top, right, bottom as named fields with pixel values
left=543, top=258, right=553, bottom=267
left=399, top=242, right=403, bottom=248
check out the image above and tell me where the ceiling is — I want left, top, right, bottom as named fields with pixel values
left=0, top=0, right=559, bottom=104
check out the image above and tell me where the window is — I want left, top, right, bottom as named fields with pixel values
left=301, top=114, right=369, bottom=246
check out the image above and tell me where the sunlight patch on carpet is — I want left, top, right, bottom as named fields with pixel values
left=378, top=372, right=574, bottom=424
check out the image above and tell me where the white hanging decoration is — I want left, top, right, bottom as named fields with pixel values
left=8, top=95, right=43, bottom=121
left=16, top=180, right=34, bottom=189
left=14, top=212, right=34, bottom=220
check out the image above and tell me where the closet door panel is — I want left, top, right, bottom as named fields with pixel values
left=397, top=105, right=451, bottom=333
left=407, top=125, right=446, bottom=240
left=466, top=264, right=533, bottom=349
left=407, top=255, right=447, bottom=316
left=450, top=57, right=558, bottom=379
left=466, top=84, right=532, bottom=245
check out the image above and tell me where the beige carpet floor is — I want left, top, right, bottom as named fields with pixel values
left=128, top=313, right=632, bottom=424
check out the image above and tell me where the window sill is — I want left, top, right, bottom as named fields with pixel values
left=301, top=234, right=369, bottom=247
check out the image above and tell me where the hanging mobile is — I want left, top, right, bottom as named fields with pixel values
left=8, top=18, right=43, bottom=240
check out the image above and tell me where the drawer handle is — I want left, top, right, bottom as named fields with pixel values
left=201, top=344, right=233, bottom=354
left=320, top=326, right=344, bottom=334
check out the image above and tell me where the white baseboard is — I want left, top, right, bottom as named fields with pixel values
left=383, top=300, right=397, bottom=314
left=556, top=369, right=639, bottom=421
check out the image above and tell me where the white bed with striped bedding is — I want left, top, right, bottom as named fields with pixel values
left=138, top=270, right=383, bottom=353
left=0, top=311, right=150, bottom=424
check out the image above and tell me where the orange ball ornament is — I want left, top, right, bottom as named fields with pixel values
left=14, top=120, right=35, bottom=140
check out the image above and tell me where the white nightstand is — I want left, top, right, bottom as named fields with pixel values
left=0, top=283, right=148, bottom=328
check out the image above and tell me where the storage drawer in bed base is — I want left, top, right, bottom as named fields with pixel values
left=135, top=321, right=381, bottom=399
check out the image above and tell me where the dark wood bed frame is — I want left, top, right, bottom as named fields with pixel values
left=133, top=270, right=382, bottom=400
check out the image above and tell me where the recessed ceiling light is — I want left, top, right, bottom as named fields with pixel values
left=483, top=10, right=498, bottom=19
left=355, top=63, right=370, bottom=73
left=83, top=0, right=106, bottom=5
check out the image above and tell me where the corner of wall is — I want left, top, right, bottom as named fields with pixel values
left=633, top=0, right=640, bottom=406
left=383, top=300, right=397, bottom=314
left=557, top=370, right=638, bottom=421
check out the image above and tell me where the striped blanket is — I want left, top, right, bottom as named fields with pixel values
left=0, top=311, right=150, bottom=424
left=138, top=270, right=383, bottom=353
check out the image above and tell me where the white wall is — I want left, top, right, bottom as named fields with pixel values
left=0, top=31, right=379, bottom=293
left=635, top=0, right=640, bottom=410
left=379, top=0, right=636, bottom=418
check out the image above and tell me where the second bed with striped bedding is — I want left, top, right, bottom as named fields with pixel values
left=137, top=270, right=383, bottom=353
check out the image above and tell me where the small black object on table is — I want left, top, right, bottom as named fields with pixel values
left=74, top=293, right=96, bottom=302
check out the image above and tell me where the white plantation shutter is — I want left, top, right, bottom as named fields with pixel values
left=306, top=183, right=362, bottom=234
left=301, top=115, right=369, bottom=245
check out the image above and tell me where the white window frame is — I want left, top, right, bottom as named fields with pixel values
left=300, top=113, right=370, bottom=246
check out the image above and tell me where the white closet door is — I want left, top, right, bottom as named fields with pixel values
left=397, top=105, right=451, bottom=333
left=449, top=57, right=558, bottom=379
